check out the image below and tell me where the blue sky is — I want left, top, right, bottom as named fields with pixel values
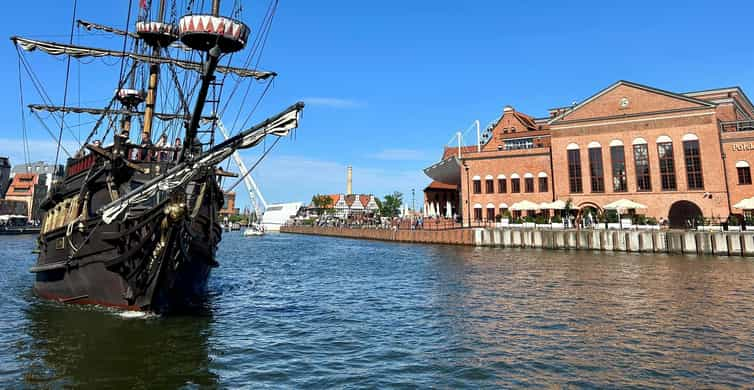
left=2, top=0, right=754, bottom=209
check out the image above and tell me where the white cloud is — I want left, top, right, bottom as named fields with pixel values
left=369, top=148, right=432, bottom=161
left=302, top=97, right=364, bottom=109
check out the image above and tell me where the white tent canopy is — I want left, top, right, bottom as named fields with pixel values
left=603, top=199, right=647, bottom=211
left=733, top=197, right=754, bottom=210
left=548, top=200, right=567, bottom=210
left=510, top=200, right=540, bottom=211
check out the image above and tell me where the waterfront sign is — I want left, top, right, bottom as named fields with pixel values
left=732, top=143, right=754, bottom=152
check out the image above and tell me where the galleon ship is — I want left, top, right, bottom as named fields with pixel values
left=12, top=0, right=303, bottom=313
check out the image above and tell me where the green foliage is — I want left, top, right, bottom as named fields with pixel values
left=311, top=194, right=334, bottom=212
left=377, top=192, right=403, bottom=217
left=551, top=215, right=563, bottom=223
left=605, top=210, right=619, bottom=223
left=535, top=215, right=547, bottom=224
left=501, top=210, right=511, bottom=219
left=634, top=215, right=647, bottom=225
left=524, top=215, right=535, bottom=223
left=729, top=215, right=741, bottom=225
left=229, top=214, right=245, bottom=223
left=646, top=217, right=658, bottom=225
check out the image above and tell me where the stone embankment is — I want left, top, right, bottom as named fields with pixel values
left=281, top=225, right=475, bottom=245
left=280, top=226, right=754, bottom=256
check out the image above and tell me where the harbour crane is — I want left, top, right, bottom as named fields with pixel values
left=216, top=119, right=268, bottom=221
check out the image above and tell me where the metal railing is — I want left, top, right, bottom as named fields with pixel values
left=720, top=119, right=754, bottom=133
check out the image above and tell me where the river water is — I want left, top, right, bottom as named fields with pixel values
left=1, top=233, right=753, bottom=388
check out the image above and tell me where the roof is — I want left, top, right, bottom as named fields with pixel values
left=424, top=180, right=457, bottom=191
left=359, top=195, right=371, bottom=207
left=442, top=145, right=477, bottom=159
left=548, top=80, right=716, bottom=124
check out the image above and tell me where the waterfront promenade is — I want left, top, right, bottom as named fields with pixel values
left=281, top=225, right=754, bottom=257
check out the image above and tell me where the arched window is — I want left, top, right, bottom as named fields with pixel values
left=610, top=140, right=627, bottom=192
left=633, top=138, right=651, bottom=191
left=498, top=202, right=508, bottom=216
left=524, top=173, right=535, bottom=193
left=497, top=174, right=507, bottom=193
left=538, top=172, right=549, bottom=192
left=486, top=203, right=496, bottom=221
left=510, top=173, right=521, bottom=193
left=472, top=175, right=481, bottom=194
left=473, top=203, right=483, bottom=221
left=588, top=142, right=604, bottom=193
left=485, top=175, right=494, bottom=193
left=682, top=134, right=703, bottom=190
left=737, top=161, right=752, bottom=185
left=656, top=136, right=677, bottom=190
left=567, top=144, right=582, bottom=193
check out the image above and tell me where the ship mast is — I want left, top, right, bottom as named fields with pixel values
left=182, top=0, right=223, bottom=160
left=142, top=0, right=167, bottom=140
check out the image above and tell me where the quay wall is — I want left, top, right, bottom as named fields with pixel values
left=280, top=226, right=754, bottom=257
left=280, top=226, right=475, bottom=245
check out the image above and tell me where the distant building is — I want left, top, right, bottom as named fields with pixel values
left=0, top=199, right=28, bottom=217
left=11, top=161, right=63, bottom=193
left=424, top=80, right=754, bottom=228
left=4, top=173, right=47, bottom=221
left=0, top=157, right=10, bottom=198
left=317, top=194, right=379, bottom=218
left=219, top=191, right=239, bottom=217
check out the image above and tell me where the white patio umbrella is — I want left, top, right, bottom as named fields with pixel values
left=548, top=200, right=567, bottom=210
left=445, top=200, right=453, bottom=218
left=510, top=200, right=540, bottom=211
left=733, top=197, right=754, bottom=210
left=604, top=199, right=647, bottom=228
left=603, top=199, right=647, bottom=211
left=423, top=203, right=428, bottom=217
left=539, top=202, right=552, bottom=210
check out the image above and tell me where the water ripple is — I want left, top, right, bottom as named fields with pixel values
left=1, top=234, right=754, bottom=388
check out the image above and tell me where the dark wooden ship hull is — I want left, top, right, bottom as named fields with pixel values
left=32, top=153, right=224, bottom=313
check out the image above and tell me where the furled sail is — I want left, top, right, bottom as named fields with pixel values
left=28, top=104, right=215, bottom=122
left=101, top=102, right=304, bottom=224
left=77, top=19, right=139, bottom=38
left=12, top=37, right=276, bottom=80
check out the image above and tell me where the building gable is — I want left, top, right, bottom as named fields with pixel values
left=550, top=81, right=714, bottom=124
left=482, top=107, right=539, bottom=152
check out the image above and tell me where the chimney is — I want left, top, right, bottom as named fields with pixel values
left=346, top=166, right=353, bottom=195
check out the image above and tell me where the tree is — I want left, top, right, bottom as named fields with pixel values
left=311, top=194, right=334, bottom=215
left=378, top=191, right=403, bottom=217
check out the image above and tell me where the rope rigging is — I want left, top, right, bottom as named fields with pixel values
left=54, top=0, right=79, bottom=174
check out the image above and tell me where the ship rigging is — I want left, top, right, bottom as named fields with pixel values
left=13, top=0, right=303, bottom=313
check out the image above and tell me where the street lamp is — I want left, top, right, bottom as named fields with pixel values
left=463, top=161, right=470, bottom=227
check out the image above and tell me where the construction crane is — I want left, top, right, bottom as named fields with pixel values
left=216, top=119, right=268, bottom=220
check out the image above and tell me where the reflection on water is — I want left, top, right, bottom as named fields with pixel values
left=20, top=302, right=217, bottom=388
left=1, top=234, right=754, bottom=388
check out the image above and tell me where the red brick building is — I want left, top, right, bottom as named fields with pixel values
left=424, top=80, right=754, bottom=228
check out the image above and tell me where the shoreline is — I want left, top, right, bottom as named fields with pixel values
left=281, top=225, right=754, bottom=257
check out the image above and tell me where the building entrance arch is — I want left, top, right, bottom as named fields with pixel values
left=668, top=200, right=702, bottom=229
left=578, top=202, right=602, bottom=227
